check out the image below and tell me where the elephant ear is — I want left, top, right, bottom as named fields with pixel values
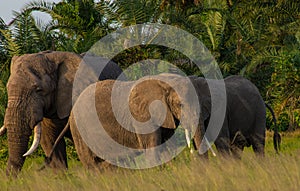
left=129, top=79, right=176, bottom=129
left=10, top=55, right=20, bottom=73
left=199, top=78, right=212, bottom=121
left=201, top=96, right=211, bottom=121
left=45, top=51, right=82, bottom=119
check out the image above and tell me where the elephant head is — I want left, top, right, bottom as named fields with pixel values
left=128, top=74, right=200, bottom=147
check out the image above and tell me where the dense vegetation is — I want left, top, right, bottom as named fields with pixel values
left=0, top=0, right=299, bottom=174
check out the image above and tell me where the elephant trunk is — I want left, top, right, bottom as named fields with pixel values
left=4, top=107, right=32, bottom=176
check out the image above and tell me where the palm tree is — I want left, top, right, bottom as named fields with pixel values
left=15, top=0, right=115, bottom=53
left=1, top=6, right=58, bottom=57
left=0, top=17, right=8, bottom=63
left=0, top=17, right=9, bottom=128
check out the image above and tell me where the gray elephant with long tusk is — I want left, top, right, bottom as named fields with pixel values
left=2, top=50, right=124, bottom=176
left=47, top=73, right=200, bottom=170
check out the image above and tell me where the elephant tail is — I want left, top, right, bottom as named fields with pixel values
left=46, top=120, right=70, bottom=163
left=265, top=103, right=281, bottom=154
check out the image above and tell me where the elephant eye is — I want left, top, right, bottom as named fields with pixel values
left=35, top=86, right=43, bottom=93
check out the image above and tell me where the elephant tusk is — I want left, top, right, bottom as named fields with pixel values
left=0, top=125, right=7, bottom=136
left=203, top=136, right=216, bottom=157
left=185, top=129, right=191, bottom=149
left=23, top=123, right=42, bottom=157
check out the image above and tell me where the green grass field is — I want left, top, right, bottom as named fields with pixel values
left=0, top=131, right=299, bottom=191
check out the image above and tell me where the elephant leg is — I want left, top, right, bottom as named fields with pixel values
left=160, top=128, right=176, bottom=158
left=250, top=105, right=266, bottom=156
left=214, top=120, right=231, bottom=157
left=69, top=118, right=107, bottom=171
left=215, top=137, right=230, bottom=157
left=250, top=132, right=265, bottom=156
left=40, top=118, right=68, bottom=170
left=137, top=129, right=162, bottom=166
left=230, top=145, right=244, bottom=159
left=230, top=131, right=247, bottom=159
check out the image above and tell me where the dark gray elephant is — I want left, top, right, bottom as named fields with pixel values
left=48, top=74, right=199, bottom=170
left=1, top=51, right=123, bottom=176
left=190, top=75, right=281, bottom=158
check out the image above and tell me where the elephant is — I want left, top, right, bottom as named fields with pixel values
left=47, top=73, right=200, bottom=170
left=1, top=50, right=124, bottom=176
left=189, top=75, right=281, bottom=158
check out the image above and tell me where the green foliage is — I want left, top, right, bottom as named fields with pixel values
left=0, top=67, right=7, bottom=165
left=0, top=72, right=8, bottom=126
left=267, top=50, right=300, bottom=131
left=0, top=17, right=9, bottom=128
left=49, top=0, right=112, bottom=52
left=114, top=0, right=161, bottom=26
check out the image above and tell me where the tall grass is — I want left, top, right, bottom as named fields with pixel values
left=0, top=131, right=299, bottom=191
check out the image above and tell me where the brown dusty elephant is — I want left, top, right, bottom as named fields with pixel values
left=1, top=50, right=124, bottom=176
left=48, top=73, right=200, bottom=170
left=189, top=75, right=281, bottom=158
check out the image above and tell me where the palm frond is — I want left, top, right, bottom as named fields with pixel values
left=114, top=0, right=160, bottom=26
left=0, top=29, right=21, bottom=56
left=246, top=47, right=281, bottom=73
